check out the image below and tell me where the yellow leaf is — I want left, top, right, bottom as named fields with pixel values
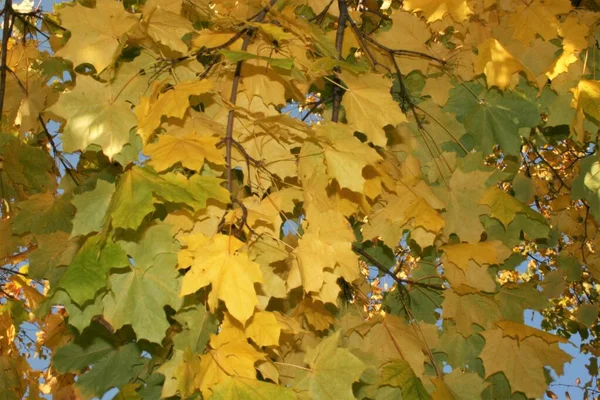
left=295, top=297, right=334, bottom=331
left=441, top=241, right=511, bottom=272
left=290, top=232, right=333, bottom=293
left=136, top=80, right=214, bottom=143
left=48, top=76, right=137, bottom=158
left=374, top=10, right=432, bottom=72
left=475, top=38, right=535, bottom=90
left=403, top=0, right=473, bottom=22
left=55, top=0, right=138, bottom=72
left=142, top=6, right=194, bottom=54
left=241, top=67, right=287, bottom=106
left=571, top=80, right=600, bottom=140
left=246, top=311, right=281, bottom=347
left=506, top=0, right=571, bottom=45
left=339, top=71, right=407, bottom=147
left=480, top=323, right=571, bottom=399
left=178, top=233, right=262, bottom=324
left=144, top=134, right=223, bottom=172
left=316, top=123, right=382, bottom=193
left=422, top=75, right=454, bottom=105
left=441, top=241, right=511, bottom=292
left=196, top=335, right=264, bottom=397
left=191, top=31, right=238, bottom=50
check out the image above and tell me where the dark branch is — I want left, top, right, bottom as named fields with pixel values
left=331, top=0, right=348, bottom=123
left=224, top=0, right=278, bottom=194
left=352, top=244, right=445, bottom=291
left=0, top=0, right=14, bottom=116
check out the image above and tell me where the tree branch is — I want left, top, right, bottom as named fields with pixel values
left=352, top=244, right=445, bottom=291
left=224, top=0, right=277, bottom=194
left=331, top=0, right=348, bottom=123
left=0, top=0, right=14, bottom=116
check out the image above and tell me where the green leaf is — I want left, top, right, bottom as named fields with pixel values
left=310, top=57, right=370, bottom=74
left=107, top=166, right=229, bottom=230
left=438, top=322, right=485, bottom=369
left=102, top=262, right=182, bottom=343
left=102, top=225, right=183, bottom=343
left=384, top=262, right=443, bottom=324
left=58, top=235, right=129, bottom=306
left=71, top=179, right=116, bottom=237
left=219, top=49, right=294, bottom=70
left=12, top=192, right=75, bottom=234
left=0, top=300, right=28, bottom=328
left=76, top=343, right=146, bottom=398
left=53, top=335, right=115, bottom=373
left=0, top=356, right=24, bottom=400
left=381, top=359, right=432, bottom=400
left=293, top=331, right=367, bottom=400
left=210, top=377, right=297, bottom=400
left=0, top=134, right=56, bottom=199
left=573, top=155, right=600, bottom=221
left=46, top=289, right=104, bottom=333
left=28, top=232, right=79, bottom=282
left=173, top=305, right=219, bottom=353
left=574, top=304, right=600, bottom=328
left=118, top=222, right=179, bottom=272
left=444, top=81, right=540, bottom=155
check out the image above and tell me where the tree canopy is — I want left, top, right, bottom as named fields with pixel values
left=1, top=0, right=600, bottom=398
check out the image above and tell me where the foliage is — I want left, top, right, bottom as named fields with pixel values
left=2, top=0, right=600, bottom=398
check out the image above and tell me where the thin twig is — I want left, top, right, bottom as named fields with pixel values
left=352, top=244, right=445, bottom=291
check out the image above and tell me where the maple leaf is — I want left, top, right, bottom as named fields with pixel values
left=507, top=0, right=571, bottom=45
left=48, top=75, right=138, bottom=158
left=441, top=241, right=511, bottom=292
left=480, top=187, right=548, bottom=228
left=142, top=7, right=192, bottom=53
left=339, top=71, right=407, bottom=147
left=7, top=0, right=600, bottom=397
left=475, top=39, right=536, bottom=91
left=293, top=331, right=366, bottom=400
left=106, top=166, right=229, bottom=230
left=245, top=311, right=282, bottom=347
left=572, top=155, right=600, bottom=221
left=102, top=223, right=183, bottom=343
left=195, top=332, right=265, bottom=397
left=144, top=134, right=224, bottom=172
left=210, top=377, right=296, bottom=400
left=71, top=179, right=115, bottom=237
left=315, top=123, right=382, bottom=193
left=571, top=80, right=600, bottom=141
left=178, top=233, right=263, bottom=324
left=381, top=359, right=431, bottom=400
left=479, top=321, right=572, bottom=399
left=55, top=0, right=138, bottom=72
left=444, top=80, right=540, bottom=155
left=136, top=80, right=214, bottom=143
left=172, top=306, right=219, bottom=353
left=403, top=0, right=473, bottom=22
left=442, top=290, right=502, bottom=335
left=57, top=236, right=128, bottom=306
left=435, top=165, right=494, bottom=243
